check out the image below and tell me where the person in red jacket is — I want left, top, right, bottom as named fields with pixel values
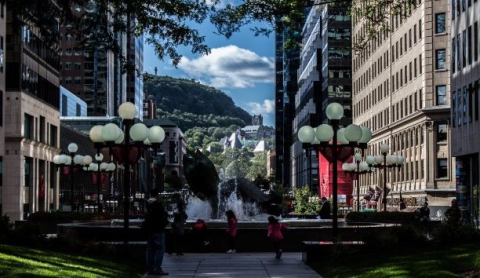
left=267, top=215, right=289, bottom=259
left=225, top=210, right=237, bottom=253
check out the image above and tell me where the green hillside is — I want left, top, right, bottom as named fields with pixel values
left=143, top=74, right=252, bottom=131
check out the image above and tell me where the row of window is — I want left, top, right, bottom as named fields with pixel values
left=452, top=82, right=480, bottom=127
left=452, top=0, right=477, bottom=20
left=353, top=1, right=423, bottom=71
left=24, top=113, right=58, bottom=147
left=452, top=22, right=480, bottom=73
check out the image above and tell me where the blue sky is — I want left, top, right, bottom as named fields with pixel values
left=142, top=20, right=276, bottom=127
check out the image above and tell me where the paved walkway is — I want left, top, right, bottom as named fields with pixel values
left=142, top=252, right=322, bottom=278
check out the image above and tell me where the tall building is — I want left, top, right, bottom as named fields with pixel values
left=275, top=26, right=298, bottom=187
left=291, top=4, right=353, bottom=198
left=2, top=3, right=61, bottom=220
left=450, top=1, right=480, bottom=220
left=59, top=3, right=116, bottom=117
left=59, top=3, right=144, bottom=119
left=60, top=86, right=87, bottom=117
left=352, top=0, right=454, bottom=211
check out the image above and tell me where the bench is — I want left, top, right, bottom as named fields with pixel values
left=302, top=241, right=365, bottom=264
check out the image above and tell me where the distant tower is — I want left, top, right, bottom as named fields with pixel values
left=252, top=115, right=263, bottom=125
left=154, top=67, right=158, bottom=76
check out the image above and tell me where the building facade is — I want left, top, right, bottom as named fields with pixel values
left=352, top=0, right=454, bottom=212
left=450, top=0, right=480, bottom=222
left=60, top=86, right=87, bottom=117
left=2, top=4, right=61, bottom=220
left=291, top=4, right=353, bottom=199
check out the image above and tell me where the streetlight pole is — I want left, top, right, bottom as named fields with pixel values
left=89, top=102, right=165, bottom=234
left=298, top=103, right=372, bottom=240
left=366, top=144, right=405, bottom=212
left=343, top=155, right=371, bottom=211
left=68, top=143, right=78, bottom=212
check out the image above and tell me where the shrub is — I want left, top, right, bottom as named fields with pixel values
left=0, top=215, right=14, bottom=242
left=431, top=223, right=480, bottom=244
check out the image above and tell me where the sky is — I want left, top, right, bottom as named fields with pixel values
left=142, top=19, right=276, bottom=127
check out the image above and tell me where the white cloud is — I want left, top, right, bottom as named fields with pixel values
left=178, top=45, right=274, bottom=89
left=246, top=99, right=275, bottom=115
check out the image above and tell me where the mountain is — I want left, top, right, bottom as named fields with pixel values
left=143, top=74, right=252, bottom=131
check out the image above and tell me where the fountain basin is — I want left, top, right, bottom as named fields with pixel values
left=57, top=219, right=396, bottom=252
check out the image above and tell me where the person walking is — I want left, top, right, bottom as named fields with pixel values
left=445, top=198, right=461, bottom=226
left=144, top=188, right=169, bottom=276
left=172, top=201, right=188, bottom=256
left=267, top=216, right=289, bottom=259
left=225, top=210, right=237, bottom=253
left=319, top=197, right=331, bottom=219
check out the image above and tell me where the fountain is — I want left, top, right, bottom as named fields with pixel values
left=57, top=149, right=396, bottom=253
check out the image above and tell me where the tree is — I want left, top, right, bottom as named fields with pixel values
left=211, top=0, right=418, bottom=52
left=2, top=0, right=219, bottom=67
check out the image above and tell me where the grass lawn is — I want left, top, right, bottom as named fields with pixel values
left=310, top=243, right=480, bottom=278
left=0, top=244, right=144, bottom=277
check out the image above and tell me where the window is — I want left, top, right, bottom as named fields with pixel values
left=436, top=49, right=446, bottom=69
left=452, top=91, right=456, bottom=126
left=475, top=22, right=479, bottom=62
left=76, top=104, right=81, bottom=116
left=464, top=86, right=468, bottom=124
left=61, top=95, right=68, bottom=116
left=468, top=25, right=472, bottom=65
left=169, top=141, right=178, bottom=163
left=437, top=123, right=447, bottom=142
left=419, top=19, right=422, bottom=39
left=437, top=159, right=448, bottom=178
left=458, top=34, right=462, bottom=70
left=0, top=90, right=2, bottom=126
left=463, top=30, right=467, bottom=68
left=40, top=116, right=45, bottom=143
left=65, top=48, right=72, bottom=55
left=452, top=38, right=456, bottom=73
left=24, top=157, right=33, bottom=187
left=24, top=114, right=34, bottom=140
left=0, top=35, right=3, bottom=71
left=436, top=85, right=447, bottom=105
left=435, top=13, right=446, bottom=33
left=50, top=125, right=57, bottom=147
left=0, top=156, right=2, bottom=186
left=74, top=62, right=81, bottom=70
left=74, top=77, right=81, bottom=84
left=64, top=62, right=72, bottom=70
left=469, top=84, right=473, bottom=122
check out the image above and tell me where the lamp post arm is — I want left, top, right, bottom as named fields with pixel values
left=331, top=120, right=339, bottom=240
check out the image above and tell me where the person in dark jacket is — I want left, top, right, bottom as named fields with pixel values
left=319, top=197, right=331, bottom=219
left=145, top=188, right=169, bottom=276
left=172, top=201, right=188, bottom=256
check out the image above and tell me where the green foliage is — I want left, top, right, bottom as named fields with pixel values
left=0, top=244, right=143, bottom=277
left=293, top=186, right=319, bottom=215
left=145, top=75, right=251, bottom=132
left=0, top=215, right=14, bottom=241
left=4, top=0, right=217, bottom=67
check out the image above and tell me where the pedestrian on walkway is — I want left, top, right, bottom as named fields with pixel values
left=267, top=215, right=289, bottom=259
left=144, top=188, right=169, bottom=276
left=172, top=201, right=188, bottom=256
left=192, top=219, right=209, bottom=247
left=225, top=210, right=237, bottom=253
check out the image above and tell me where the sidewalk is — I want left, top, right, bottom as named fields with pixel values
left=142, top=252, right=322, bottom=278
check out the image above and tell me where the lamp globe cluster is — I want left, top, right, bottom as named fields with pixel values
left=88, top=102, right=165, bottom=152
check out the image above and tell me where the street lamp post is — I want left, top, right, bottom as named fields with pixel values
left=342, top=154, right=371, bottom=211
left=54, top=144, right=92, bottom=212
left=366, top=144, right=405, bottom=212
left=298, top=103, right=372, bottom=239
left=89, top=102, right=165, bottom=232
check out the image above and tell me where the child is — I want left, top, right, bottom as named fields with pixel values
left=172, top=201, right=188, bottom=256
left=267, top=215, right=289, bottom=259
left=225, top=210, right=237, bottom=253
left=192, top=219, right=209, bottom=246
